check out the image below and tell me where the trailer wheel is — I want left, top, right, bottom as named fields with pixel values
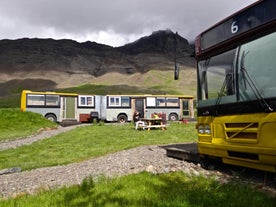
left=169, top=113, right=178, bottom=121
left=117, top=114, right=127, bottom=123
left=45, top=114, right=57, bottom=122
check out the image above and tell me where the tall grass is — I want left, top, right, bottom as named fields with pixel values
left=1, top=172, right=275, bottom=207
left=0, top=108, right=57, bottom=141
left=0, top=123, right=196, bottom=171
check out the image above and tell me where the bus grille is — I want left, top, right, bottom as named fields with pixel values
left=225, top=122, right=258, bottom=140
left=228, top=151, right=259, bottom=160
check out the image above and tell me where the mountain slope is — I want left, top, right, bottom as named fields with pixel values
left=0, top=30, right=196, bottom=97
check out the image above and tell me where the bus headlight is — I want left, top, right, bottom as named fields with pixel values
left=205, top=125, right=211, bottom=134
left=198, top=125, right=205, bottom=134
left=198, top=124, right=211, bottom=134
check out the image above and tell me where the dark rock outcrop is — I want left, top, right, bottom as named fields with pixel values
left=0, top=30, right=194, bottom=77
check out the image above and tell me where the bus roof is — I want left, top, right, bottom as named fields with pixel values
left=22, top=90, right=194, bottom=99
left=196, top=0, right=276, bottom=57
left=22, top=90, right=78, bottom=97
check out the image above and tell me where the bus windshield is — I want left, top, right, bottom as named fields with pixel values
left=198, top=31, right=276, bottom=107
left=197, top=48, right=236, bottom=105
left=238, top=32, right=276, bottom=100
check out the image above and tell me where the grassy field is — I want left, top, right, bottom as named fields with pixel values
left=0, top=122, right=197, bottom=171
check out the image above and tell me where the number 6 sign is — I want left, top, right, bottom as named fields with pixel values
left=231, top=21, right=239, bottom=34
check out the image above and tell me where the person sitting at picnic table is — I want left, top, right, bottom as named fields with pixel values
left=133, top=110, right=146, bottom=130
left=153, top=112, right=159, bottom=119
left=133, top=110, right=141, bottom=124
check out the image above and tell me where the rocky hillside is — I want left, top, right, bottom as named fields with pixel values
left=0, top=30, right=196, bottom=96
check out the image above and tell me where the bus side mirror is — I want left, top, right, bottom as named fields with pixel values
left=174, top=63, right=180, bottom=80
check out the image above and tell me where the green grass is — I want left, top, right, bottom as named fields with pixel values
left=0, top=108, right=57, bottom=141
left=0, top=122, right=196, bottom=171
left=1, top=172, right=275, bottom=207
left=0, top=95, right=20, bottom=108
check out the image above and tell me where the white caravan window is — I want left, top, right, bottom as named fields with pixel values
left=146, top=97, right=156, bottom=107
left=108, top=96, right=121, bottom=107
left=78, top=95, right=94, bottom=107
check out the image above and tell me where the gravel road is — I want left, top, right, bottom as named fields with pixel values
left=0, top=125, right=275, bottom=199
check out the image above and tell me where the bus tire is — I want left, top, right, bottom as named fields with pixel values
left=117, top=114, right=127, bottom=123
left=45, top=114, right=57, bottom=122
left=169, top=113, right=178, bottom=121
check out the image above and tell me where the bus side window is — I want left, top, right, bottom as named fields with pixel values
left=121, top=97, right=130, bottom=107
left=156, top=97, right=166, bottom=107
left=46, top=95, right=59, bottom=106
left=166, top=98, right=179, bottom=107
left=27, top=94, right=45, bottom=106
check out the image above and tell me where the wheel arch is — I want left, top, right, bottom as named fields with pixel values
left=45, top=113, right=58, bottom=122
left=168, top=112, right=179, bottom=121
left=117, top=113, right=128, bottom=123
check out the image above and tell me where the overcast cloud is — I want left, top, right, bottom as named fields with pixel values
left=0, top=0, right=257, bottom=46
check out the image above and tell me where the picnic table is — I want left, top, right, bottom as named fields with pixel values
left=136, top=118, right=167, bottom=131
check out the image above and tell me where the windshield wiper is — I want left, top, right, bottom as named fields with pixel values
left=240, top=51, right=273, bottom=112
left=214, top=73, right=232, bottom=115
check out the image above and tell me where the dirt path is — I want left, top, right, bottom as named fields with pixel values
left=0, top=124, right=85, bottom=151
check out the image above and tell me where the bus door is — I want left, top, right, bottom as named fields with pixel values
left=94, top=95, right=106, bottom=120
left=181, top=99, right=190, bottom=117
left=61, top=96, right=77, bottom=120
left=134, top=98, right=144, bottom=118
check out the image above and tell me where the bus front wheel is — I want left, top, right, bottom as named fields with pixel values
left=117, top=114, right=127, bottom=123
left=169, top=113, right=178, bottom=121
left=45, top=114, right=57, bottom=122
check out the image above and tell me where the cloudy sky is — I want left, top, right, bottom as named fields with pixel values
left=0, top=0, right=257, bottom=47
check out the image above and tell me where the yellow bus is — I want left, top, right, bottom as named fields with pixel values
left=195, top=0, right=276, bottom=172
left=21, top=90, right=95, bottom=123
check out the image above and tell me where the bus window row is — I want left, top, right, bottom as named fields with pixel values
left=21, top=90, right=194, bottom=123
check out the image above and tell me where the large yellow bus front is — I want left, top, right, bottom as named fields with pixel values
left=195, top=0, right=276, bottom=172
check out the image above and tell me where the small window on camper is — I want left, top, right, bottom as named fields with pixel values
left=108, top=96, right=121, bottom=107
left=78, top=95, right=94, bottom=107
left=146, top=97, right=156, bottom=107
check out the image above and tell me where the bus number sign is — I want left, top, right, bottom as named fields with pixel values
left=200, top=0, right=276, bottom=51
left=231, top=21, right=238, bottom=34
